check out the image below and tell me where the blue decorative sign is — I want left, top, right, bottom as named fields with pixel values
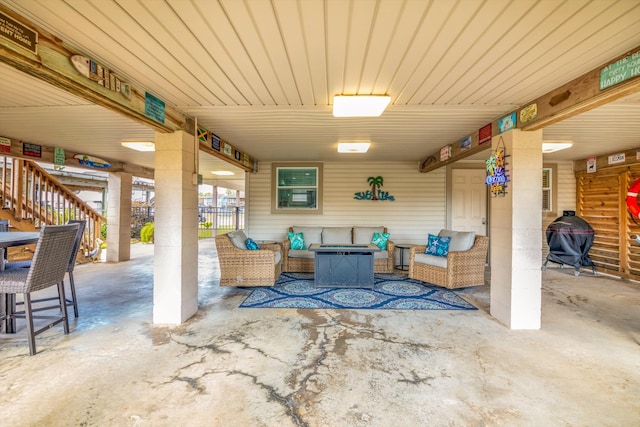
left=145, top=92, right=165, bottom=124
left=498, top=112, right=516, bottom=134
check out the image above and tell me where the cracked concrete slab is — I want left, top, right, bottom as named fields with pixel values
left=0, top=240, right=639, bottom=426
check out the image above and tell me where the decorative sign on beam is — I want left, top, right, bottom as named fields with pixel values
left=0, top=5, right=185, bottom=134
left=574, top=147, right=640, bottom=175
left=0, top=135, right=154, bottom=179
left=419, top=123, right=496, bottom=173
left=196, top=124, right=258, bottom=173
left=0, top=11, right=37, bottom=54
left=419, top=45, right=640, bottom=174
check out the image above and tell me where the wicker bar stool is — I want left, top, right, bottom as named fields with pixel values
left=0, top=223, right=79, bottom=355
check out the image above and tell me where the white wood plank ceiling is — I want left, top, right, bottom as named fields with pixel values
left=1, top=0, right=639, bottom=176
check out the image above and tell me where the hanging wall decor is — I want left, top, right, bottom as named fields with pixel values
left=354, top=176, right=395, bottom=201
left=485, top=137, right=509, bottom=197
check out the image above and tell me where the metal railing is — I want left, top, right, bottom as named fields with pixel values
left=131, top=206, right=244, bottom=239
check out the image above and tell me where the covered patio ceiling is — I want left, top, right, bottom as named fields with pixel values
left=1, top=0, right=639, bottom=185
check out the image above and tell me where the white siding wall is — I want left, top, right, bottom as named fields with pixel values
left=542, top=161, right=576, bottom=260
left=246, top=161, right=446, bottom=245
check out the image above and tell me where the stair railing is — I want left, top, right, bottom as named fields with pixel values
left=0, top=156, right=104, bottom=256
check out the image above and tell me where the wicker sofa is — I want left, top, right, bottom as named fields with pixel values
left=408, top=230, right=489, bottom=289
left=282, top=226, right=395, bottom=273
left=215, top=231, right=282, bottom=287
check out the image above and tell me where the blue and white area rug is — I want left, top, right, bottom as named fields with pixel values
left=239, top=272, right=477, bottom=310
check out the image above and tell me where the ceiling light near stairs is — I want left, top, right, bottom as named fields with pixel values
left=121, top=141, right=155, bottom=151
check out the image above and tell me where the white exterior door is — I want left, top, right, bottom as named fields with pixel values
left=451, top=169, right=487, bottom=234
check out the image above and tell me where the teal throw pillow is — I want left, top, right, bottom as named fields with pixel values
left=371, top=232, right=390, bottom=250
left=288, top=231, right=306, bottom=250
left=425, top=234, right=451, bottom=257
left=245, top=238, right=260, bottom=250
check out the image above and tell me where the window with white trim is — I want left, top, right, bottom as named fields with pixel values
left=271, top=163, right=323, bottom=214
left=542, top=167, right=552, bottom=212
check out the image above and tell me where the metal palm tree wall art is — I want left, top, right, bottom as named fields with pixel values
left=354, top=176, right=395, bottom=201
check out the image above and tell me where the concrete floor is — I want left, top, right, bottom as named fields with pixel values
left=1, top=240, right=639, bottom=427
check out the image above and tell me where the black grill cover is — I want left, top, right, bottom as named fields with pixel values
left=545, top=212, right=595, bottom=269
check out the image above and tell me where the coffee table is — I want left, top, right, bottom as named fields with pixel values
left=308, top=244, right=380, bottom=288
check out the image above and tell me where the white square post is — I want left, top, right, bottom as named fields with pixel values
left=153, top=130, right=199, bottom=324
left=490, top=129, right=543, bottom=329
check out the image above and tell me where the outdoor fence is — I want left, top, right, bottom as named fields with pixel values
left=131, top=206, right=244, bottom=239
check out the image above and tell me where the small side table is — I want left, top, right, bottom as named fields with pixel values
left=395, top=243, right=412, bottom=271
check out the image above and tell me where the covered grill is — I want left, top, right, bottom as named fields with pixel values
left=543, top=211, right=596, bottom=276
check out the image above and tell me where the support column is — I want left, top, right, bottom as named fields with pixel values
left=153, top=130, right=198, bottom=324
left=490, top=129, right=543, bottom=329
left=106, top=172, right=132, bottom=262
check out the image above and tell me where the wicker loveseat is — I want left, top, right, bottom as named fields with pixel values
left=409, top=230, right=489, bottom=289
left=282, top=226, right=395, bottom=273
left=215, top=231, right=282, bottom=287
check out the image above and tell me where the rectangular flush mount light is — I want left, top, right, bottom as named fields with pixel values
left=211, top=171, right=234, bottom=176
left=338, top=142, right=371, bottom=153
left=121, top=141, right=155, bottom=151
left=542, top=140, right=573, bottom=153
left=333, top=95, right=391, bottom=117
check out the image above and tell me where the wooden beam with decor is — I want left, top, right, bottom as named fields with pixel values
left=0, top=136, right=154, bottom=179
left=574, top=147, right=640, bottom=175
left=420, top=45, right=640, bottom=174
left=0, top=6, right=185, bottom=134
left=196, top=124, right=257, bottom=173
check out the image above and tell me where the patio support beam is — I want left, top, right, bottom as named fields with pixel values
left=153, top=130, right=198, bottom=324
left=106, top=172, right=132, bottom=262
left=490, top=129, right=543, bottom=329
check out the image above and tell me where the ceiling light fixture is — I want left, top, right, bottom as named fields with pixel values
left=338, top=142, right=371, bottom=153
left=121, top=141, right=155, bottom=152
left=542, top=141, right=573, bottom=153
left=211, top=170, right=234, bottom=176
left=333, top=95, right=391, bottom=117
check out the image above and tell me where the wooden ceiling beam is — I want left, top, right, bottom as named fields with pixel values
left=1, top=136, right=154, bottom=179
left=0, top=6, right=185, bottom=134
left=419, top=45, right=640, bottom=173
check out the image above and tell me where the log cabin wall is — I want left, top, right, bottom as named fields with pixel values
left=576, top=165, right=640, bottom=279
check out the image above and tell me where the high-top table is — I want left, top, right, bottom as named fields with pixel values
left=0, top=231, right=40, bottom=249
left=0, top=231, right=39, bottom=334
left=308, top=244, right=380, bottom=288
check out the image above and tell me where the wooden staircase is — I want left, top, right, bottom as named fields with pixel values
left=0, top=156, right=104, bottom=261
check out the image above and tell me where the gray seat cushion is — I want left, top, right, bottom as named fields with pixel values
left=438, top=229, right=475, bottom=252
left=227, top=230, right=248, bottom=250
left=353, top=226, right=384, bottom=245
left=413, top=253, right=448, bottom=268
left=322, top=227, right=352, bottom=244
left=292, top=226, right=323, bottom=246
left=288, top=249, right=315, bottom=259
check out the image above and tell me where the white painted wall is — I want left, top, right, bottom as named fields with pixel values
left=246, top=161, right=446, bottom=245
left=542, top=161, right=576, bottom=260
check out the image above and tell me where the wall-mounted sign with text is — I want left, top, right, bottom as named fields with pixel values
left=144, top=92, right=165, bottom=124
left=22, top=142, right=41, bottom=158
left=0, top=11, right=37, bottom=54
left=0, top=136, right=11, bottom=153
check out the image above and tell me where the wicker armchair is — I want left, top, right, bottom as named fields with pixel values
left=215, top=234, right=282, bottom=287
left=408, top=235, right=489, bottom=289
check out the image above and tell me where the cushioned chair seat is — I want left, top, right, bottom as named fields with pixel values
left=409, top=233, right=489, bottom=289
